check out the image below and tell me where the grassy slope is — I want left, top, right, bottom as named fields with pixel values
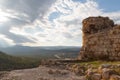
left=0, top=51, right=40, bottom=71
left=79, top=61, right=120, bottom=67
left=79, top=61, right=120, bottom=74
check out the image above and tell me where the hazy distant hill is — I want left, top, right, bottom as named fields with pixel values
left=0, top=46, right=80, bottom=59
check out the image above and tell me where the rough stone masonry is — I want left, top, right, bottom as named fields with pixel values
left=78, top=16, right=120, bottom=61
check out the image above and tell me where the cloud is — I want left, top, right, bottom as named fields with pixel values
left=0, top=0, right=56, bottom=22
left=102, top=11, right=120, bottom=24
left=0, top=0, right=56, bottom=47
left=0, top=0, right=120, bottom=47
left=0, top=34, right=15, bottom=47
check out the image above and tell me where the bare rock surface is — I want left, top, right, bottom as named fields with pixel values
left=0, top=66, right=85, bottom=80
left=82, top=16, right=114, bottom=35
left=0, top=61, right=120, bottom=80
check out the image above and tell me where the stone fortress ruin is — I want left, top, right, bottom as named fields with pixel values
left=79, top=16, right=120, bottom=61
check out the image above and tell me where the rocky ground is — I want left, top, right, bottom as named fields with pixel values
left=0, top=66, right=85, bottom=80
left=0, top=60, right=120, bottom=80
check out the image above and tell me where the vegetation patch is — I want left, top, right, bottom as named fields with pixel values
left=0, top=51, right=41, bottom=71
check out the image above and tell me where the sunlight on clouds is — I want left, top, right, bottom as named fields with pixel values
left=9, top=0, right=99, bottom=46
left=103, top=11, right=120, bottom=24
left=0, top=9, right=29, bottom=23
left=0, top=34, right=15, bottom=47
left=0, top=0, right=120, bottom=47
left=54, top=0, right=102, bottom=22
left=0, top=9, right=10, bottom=23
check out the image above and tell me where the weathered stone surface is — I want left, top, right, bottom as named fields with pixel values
left=110, top=75, right=120, bottom=80
left=82, top=16, right=114, bottom=35
left=90, top=73, right=102, bottom=80
left=102, top=68, right=115, bottom=80
left=78, top=16, right=120, bottom=61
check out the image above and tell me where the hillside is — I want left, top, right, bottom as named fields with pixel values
left=0, top=51, right=40, bottom=71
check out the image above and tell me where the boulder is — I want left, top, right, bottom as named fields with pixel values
left=102, top=68, right=116, bottom=80
left=110, top=75, right=120, bottom=80
left=90, top=73, right=102, bottom=80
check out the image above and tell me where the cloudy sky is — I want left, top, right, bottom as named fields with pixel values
left=0, top=0, right=120, bottom=47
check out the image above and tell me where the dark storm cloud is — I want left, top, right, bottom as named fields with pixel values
left=0, top=24, right=35, bottom=43
left=1, top=0, right=56, bottom=22
left=0, top=0, right=56, bottom=44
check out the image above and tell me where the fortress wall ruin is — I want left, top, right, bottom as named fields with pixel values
left=79, top=16, right=120, bottom=61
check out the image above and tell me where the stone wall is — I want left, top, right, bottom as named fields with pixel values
left=78, top=16, right=120, bottom=61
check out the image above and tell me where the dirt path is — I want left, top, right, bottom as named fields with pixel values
left=1, top=66, right=85, bottom=80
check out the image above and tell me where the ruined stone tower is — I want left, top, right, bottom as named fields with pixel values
left=79, top=16, right=120, bottom=61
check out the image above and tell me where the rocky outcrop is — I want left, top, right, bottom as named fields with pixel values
left=67, top=63, right=120, bottom=80
left=82, top=16, right=114, bottom=35
left=78, top=16, right=120, bottom=61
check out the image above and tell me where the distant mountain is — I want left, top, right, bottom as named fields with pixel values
left=0, top=46, right=81, bottom=59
